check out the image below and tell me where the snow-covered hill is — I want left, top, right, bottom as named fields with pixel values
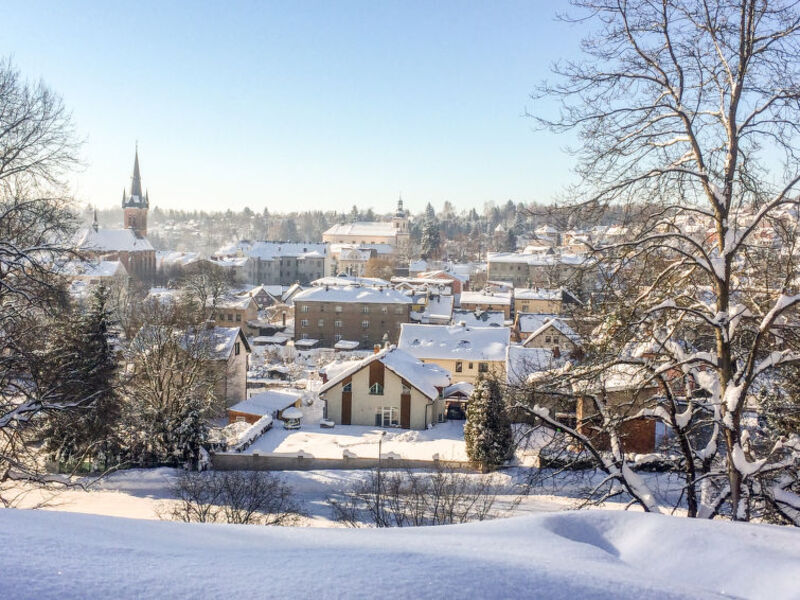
left=1, top=508, right=798, bottom=599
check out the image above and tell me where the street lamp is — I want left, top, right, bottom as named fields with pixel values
left=376, top=430, right=387, bottom=526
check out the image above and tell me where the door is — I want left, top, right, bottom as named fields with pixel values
left=400, top=382, right=411, bottom=429
left=341, top=392, right=352, bottom=425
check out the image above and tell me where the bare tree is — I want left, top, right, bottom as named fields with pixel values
left=0, top=57, right=84, bottom=499
left=520, top=0, right=800, bottom=522
left=329, top=463, right=520, bottom=527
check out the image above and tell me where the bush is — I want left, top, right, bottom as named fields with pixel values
left=163, top=470, right=305, bottom=525
left=329, top=463, right=520, bottom=527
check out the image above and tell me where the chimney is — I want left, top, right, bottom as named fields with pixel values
left=553, top=346, right=561, bottom=358
left=373, top=344, right=381, bottom=354
left=282, top=311, right=286, bottom=327
left=320, top=370, right=328, bottom=384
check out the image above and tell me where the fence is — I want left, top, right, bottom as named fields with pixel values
left=212, top=452, right=473, bottom=472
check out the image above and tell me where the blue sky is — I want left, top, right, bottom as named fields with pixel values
left=4, top=1, right=582, bottom=214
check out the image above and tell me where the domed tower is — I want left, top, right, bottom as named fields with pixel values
left=122, top=146, right=149, bottom=238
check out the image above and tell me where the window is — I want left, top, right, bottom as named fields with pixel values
left=362, top=305, right=370, bottom=314
left=375, top=406, right=399, bottom=427
left=301, top=333, right=308, bottom=340
left=227, top=313, right=234, bottom=321
left=235, top=314, right=241, bottom=322
left=401, top=383, right=411, bottom=394
left=545, top=336, right=552, bottom=343
left=362, top=320, right=370, bottom=329
left=455, top=361, right=463, bottom=373
left=234, top=342, right=241, bottom=356
left=300, top=319, right=309, bottom=327
left=342, top=382, right=352, bottom=392
left=394, top=306, right=404, bottom=314
left=318, top=319, right=325, bottom=327
left=381, top=306, right=388, bottom=313
left=370, top=382, right=384, bottom=395
left=334, top=320, right=342, bottom=328
left=479, top=362, right=489, bottom=373
left=335, top=305, right=343, bottom=313
left=468, top=362, right=474, bottom=370
left=334, top=334, right=343, bottom=342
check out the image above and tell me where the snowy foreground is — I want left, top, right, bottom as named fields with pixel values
left=2, top=509, right=799, bottom=600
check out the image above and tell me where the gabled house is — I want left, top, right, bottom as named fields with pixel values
left=319, top=347, right=451, bottom=429
left=397, top=323, right=511, bottom=384
left=212, top=295, right=260, bottom=335
left=520, top=317, right=581, bottom=357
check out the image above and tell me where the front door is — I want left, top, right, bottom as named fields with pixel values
left=400, top=390, right=411, bottom=429
left=341, top=379, right=352, bottom=425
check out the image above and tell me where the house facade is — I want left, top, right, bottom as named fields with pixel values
left=319, top=347, right=450, bottom=429
left=293, top=284, right=412, bottom=348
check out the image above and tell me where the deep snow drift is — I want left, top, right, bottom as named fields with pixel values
left=1, top=508, right=798, bottom=599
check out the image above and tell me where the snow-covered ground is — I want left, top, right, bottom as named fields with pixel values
left=244, top=420, right=469, bottom=461
left=2, top=507, right=798, bottom=599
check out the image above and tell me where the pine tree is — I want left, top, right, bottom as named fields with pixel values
left=44, top=283, right=121, bottom=469
left=464, top=378, right=514, bottom=472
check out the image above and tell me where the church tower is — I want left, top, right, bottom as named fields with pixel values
left=122, top=146, right=149, bottom=238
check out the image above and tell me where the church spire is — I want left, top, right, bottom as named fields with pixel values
left=130, top=144, right=143, bottom=199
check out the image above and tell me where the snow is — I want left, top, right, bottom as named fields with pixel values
left=244, top=420, right=468, bottom=461
left=215, top=240, right=327, bottom=260
left=398, top=323, right=511, bottom=362
left=506, top=346, right=558, bottom=385
left=451, top=309, right=505, bottom=327
left=75, top=226, right=154, bottom=252
left=229, top=389, right=303, bottom=417
left=2, top=507, right=799, bottom=599
left=293, top=284, right=412, bottom=304
left=459, top=290, right=512, bottom=306
left=324, top=221, right=401, bottom=237
left=319, top=346, right=451, bottom=400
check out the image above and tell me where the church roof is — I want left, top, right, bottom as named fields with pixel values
left=76, top=226, right=154, bottom=253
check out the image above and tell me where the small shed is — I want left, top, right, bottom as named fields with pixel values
left=227, top=389, right=303, bottom=425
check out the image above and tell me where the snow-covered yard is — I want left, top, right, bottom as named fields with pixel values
left=2, top=507, right=798, bottom=599
left=243, top=420, right=469, bottom=461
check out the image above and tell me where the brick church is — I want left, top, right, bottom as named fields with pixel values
left=76, top=147, right=156, bottom=280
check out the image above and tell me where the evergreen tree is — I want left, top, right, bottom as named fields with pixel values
left=421, top=202, right=441, bottom=259
left=44, top=284, right=121, bottom=469
left=464, top=378, right=513, bottom=472
left=503, top=228, right=517, bottom=252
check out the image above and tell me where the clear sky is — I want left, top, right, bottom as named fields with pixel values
left=3, top=1, right=582, bottom=214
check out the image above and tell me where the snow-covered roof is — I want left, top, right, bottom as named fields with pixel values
left=398, top=324, right=510, bottom=362
left=506, top=346, right=557, bottom=386
left=459, top=291, right=511, bottom=306
left=517, top=313, right=560, bottom=334
left=319, top=346, right=450, bottom=400
left=443, top=381, right=474, bottom=398
left=190, top=326, right=251, bottom=359
left=76, top=226, right=154, bottom=253
left=524, top=318, right=582, bottom=346
left=215, top=241, right=327, bottom=260
left=451, top=309, right=505, bottom=328
left=156, top=251, right=201, bottom=267
left=334, top=340, right=360, bottom=350
left=423, top=294, right=454, bottom=322
left=312, top=274, right=391, bottom=287
left=324, top=221, right=400, bottom=238
left=294, top=285, right=411, bottom=305
left=487, top=251, right=586, bottom=266
left=514, top=287, right=562, bottom=301
left=57, top=260, right=126, bottom=279
left=215, top=294, right=257, bottom=311
left=229, top=389, right=303, bottom=416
